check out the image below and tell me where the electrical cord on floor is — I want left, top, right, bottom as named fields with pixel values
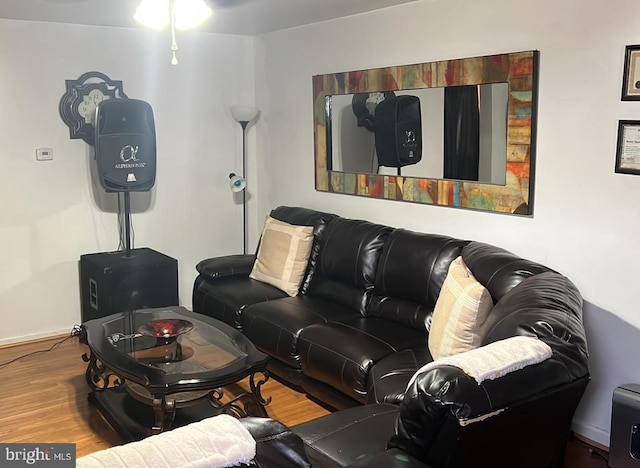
left=589, top=448, right=609, bottom=467
left=588, top=446, right=609, bottom=467
left=0, top=325, right=82, bottom=370
left=572, top=433, right=609, bottom=466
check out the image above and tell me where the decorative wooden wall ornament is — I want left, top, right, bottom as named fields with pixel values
left=59, top=71, right=128, bottom=146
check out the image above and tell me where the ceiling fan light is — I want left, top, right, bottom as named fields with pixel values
left=174, top=0, right=213, bottom=30
left=134, top=0, right=170, bottom=30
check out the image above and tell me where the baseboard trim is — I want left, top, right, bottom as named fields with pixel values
left=573, top=432, right=609, bottom=453
left=0, top=328, right=74, bottom=348
left=572, top=419, right=610, bottom=450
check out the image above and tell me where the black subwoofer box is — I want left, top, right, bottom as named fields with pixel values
left=79, top=248, right=178, bottom=323
left=610, top=384, right=640, bottom=467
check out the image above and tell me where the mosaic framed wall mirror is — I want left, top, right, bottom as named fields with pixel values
left=312, top=50, right=539, bottom=215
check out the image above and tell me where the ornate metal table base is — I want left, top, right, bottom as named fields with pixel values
left=126, top=371, right=271, bottom=433
left=208, top=371, right=271, bottom=420
left=82, top=349, right=122, bottom=390
left=83, top=349, right=271, bottom=435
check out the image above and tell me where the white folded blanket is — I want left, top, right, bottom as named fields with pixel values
left=407, top=336, right=553, bottom=388
left=77, top=414, right=256, bottom=468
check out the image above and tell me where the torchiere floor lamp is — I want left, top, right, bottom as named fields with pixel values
left=230, top=106, right=259, bottom=255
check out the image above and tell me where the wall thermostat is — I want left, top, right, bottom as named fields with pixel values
left=36, top=148, right=54, bottom=161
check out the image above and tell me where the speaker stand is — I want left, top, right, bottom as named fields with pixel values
left=123, top=192, right=132, bottom=257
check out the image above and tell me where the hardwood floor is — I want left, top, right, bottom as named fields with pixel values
left=0, top=335, right=608, bottom=466
left=0, top=334, right=330, bottom=457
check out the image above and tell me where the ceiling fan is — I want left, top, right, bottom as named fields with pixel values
left=205, top=0, right=254, bottom=7
left=133, top=0, right=254, bottom=64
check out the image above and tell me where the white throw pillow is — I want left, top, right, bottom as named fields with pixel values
left=428, top=256, right=494, bottom=359
left=249, top=216, right=314, bottom=296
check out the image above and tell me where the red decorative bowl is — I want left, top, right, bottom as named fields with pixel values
left=138, top=319, right=193, bottom=340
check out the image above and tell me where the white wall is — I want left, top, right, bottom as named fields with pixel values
left=254, top=0, right=640, bottom=447
left=0, top=19, right=255, bottom=344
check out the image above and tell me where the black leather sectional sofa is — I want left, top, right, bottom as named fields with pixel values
left=192, top=206, right=590, bottom=467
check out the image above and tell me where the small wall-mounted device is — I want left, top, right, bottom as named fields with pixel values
left=35, top=148, right=54, bottom=161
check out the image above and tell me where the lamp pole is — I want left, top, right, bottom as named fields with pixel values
left=231, top=106, right=259, bottom=256
left=239, top=120, right=249, bottom=255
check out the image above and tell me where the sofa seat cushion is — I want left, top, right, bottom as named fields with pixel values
left=292, top=404, right=399, bottom=468
left=193, top=275, right=288, bottom=329
left=240, top=296, right=357, bottom=369
left=298, top=318, right=426, bottom=403
left=366, top=346, right=433, bottom=405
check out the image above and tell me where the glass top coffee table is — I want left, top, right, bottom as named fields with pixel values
left=80, top=306, right=270, bottom=441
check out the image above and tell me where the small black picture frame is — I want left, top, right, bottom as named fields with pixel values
left=615, top=120, right=640, bottom=175
left=622, top=45, right=640, bottom=100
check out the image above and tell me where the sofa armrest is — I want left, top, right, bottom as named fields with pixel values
left=389, top=335, right=588, bottom=462
left=196, top=254, right=255, bottom=280
left=403, top=353, right=571, bottom=421
left=240, top=417, right=311, bottom=467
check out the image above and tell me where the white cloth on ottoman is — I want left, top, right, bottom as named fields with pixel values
left=77, top=414, right=256, bottom=468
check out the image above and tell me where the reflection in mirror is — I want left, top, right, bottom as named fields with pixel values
left=313, top=50, right=539, bottom=215
left=328, top=83, right=508, bottom=184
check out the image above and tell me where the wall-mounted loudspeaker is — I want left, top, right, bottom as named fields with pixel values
left=374, top=95, right=422, bottom=168
left=95, top=99, right=156, bottom=192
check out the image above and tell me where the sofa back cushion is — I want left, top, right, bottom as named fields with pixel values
left=368, top=229, right=467, bottom=330
left=478, top=272, right=588, bottom=380
left=270, top=206, right=337, bottom=227
left=461, top=241, right=553, bottom=304
left=305, top=217, right=392, bottom=315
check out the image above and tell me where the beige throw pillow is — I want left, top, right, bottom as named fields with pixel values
left=249, top=216, right=314, bottom=296
left=428, top=256, right=494, bottom=360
